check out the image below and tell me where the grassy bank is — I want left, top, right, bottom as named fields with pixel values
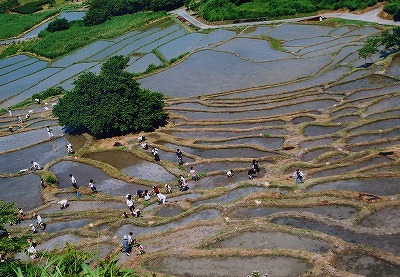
left=0, top=10, right=58, bottom=39
left=1, top=11, right=166, bottom=59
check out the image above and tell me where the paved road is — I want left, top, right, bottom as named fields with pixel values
left=171, top=7, right=400, bottom=29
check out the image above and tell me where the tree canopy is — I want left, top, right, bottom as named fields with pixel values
left=84, top=0, right=183, bottom=25
left=359, top=27, right=400, bottom=59
left=53, top=56, right=167, bottom=138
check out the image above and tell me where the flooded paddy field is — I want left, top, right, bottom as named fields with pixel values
left=335, top=252, right=400, bottom=277
left=230, top=205, right=357, bottom=220
left=1, top=19, right=400, bottom=275
left=144, top=255, right=310, bottom=277
left=272, top=217, right=400, bottom=256
left=210, top=231, right=331, bottom=253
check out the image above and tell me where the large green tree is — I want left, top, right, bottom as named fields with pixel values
left=53, top=56, right=167, bottom=138
left=359, top=27, right=400, bottom=59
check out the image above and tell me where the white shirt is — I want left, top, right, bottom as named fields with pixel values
left=157, top=193, right=166, bottom=202
left=27, top=246, right=37, bottom=254
left=190, top=169, right=198, bottom=177
left=227, top=170, right=233, bottom=177
left=144, top=193, right=151, bottom=201
left=180, top=176, right=187, bottom=186
left=32, top=162, right=40, bottom=169
left=294, top=170, right=304, bottom=177
left=70, top=176, right=76, bottom=184
left=126, top=199, right=134, bottom=207
left=36, top=215, right=42, bottom=224
left=59, top=199, right=68, bottom=206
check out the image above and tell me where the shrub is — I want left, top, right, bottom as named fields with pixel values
left=44, top=174, right=58, bottom=184
left=32, top=86, right=66, bottom=102
left=12, top=0, right=50, bottom=14
left=394, top=9, right=400, bottom=21
left=83, top=0, right=183, bottom=25
left=0, top=0, right=19, bottom=13
left=47, top=18, right=71, bottom=32
left=384, top=0, right=400, bottom=15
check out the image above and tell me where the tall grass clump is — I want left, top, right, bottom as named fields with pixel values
left=0, top=10, right=57, bottom=39
left=18, top=11, right=166, bottom=59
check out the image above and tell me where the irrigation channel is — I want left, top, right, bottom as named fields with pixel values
left=1, top=13, right=400, bottom=277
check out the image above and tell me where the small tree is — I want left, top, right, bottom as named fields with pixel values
left=359, top=27, right=400, bottom=60
left=358, top=37, right=380, bottom=61
left=47, top=18, right=71, bottom=32
left=53, top=56, right=167, bottom=138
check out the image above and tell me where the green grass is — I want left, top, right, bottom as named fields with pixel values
left=0, top=10, right=58, bottom=39
left=323, top=18, right=381, bottom=27
left=1, top=11, right=167, bottom=59
left=262, top=36, right=285, bottom=51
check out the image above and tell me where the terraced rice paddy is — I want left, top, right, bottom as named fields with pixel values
left=1, top=16, right=400, bottom=276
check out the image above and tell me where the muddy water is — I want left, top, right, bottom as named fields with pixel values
left=335, top=253, right=400, bottom=277
left=359, top=207, right=400, bottom=229
left=318, top=153, right=347, bottom=164
left=115, top=209, right=221, bottom=236
left=200, top=137, right=284, bottom=150
left=144, top=193, right=203, bottom=212
left=184, top=161, right=251, bottom=173
left=36, top=234, right=84, bottom=251
left=386, top=53, right=400, bottom=78
left=231, top=205, right=357, bottom=220
left=0, top=137, right=67, bottom=174
left=331, top=107, right=359, bottom=116
left=194, top=187, right=264, bottom=206
left=65, top=134, right=86, bottom=151
left=347, top=128, right=400, bottom=144
left=291, top=116, right=315, bottom=125
left=0, top=174, right=42, bottom=211
left=308, top=178, right=400, bottom=195
left=329, top=75, right=399, bottom=93
left=178, top=120, right=286, bottom=129
left=83, top=151, right=176, bottom=182
left=300, top=138, right=334, bottom=149
left=46, top=219, right=93, bottom=233
left=49, top=161, right=148, bottom=195
left=163, top=143, right=276, bottom=159
left=272, top=217, right=400, bottom=255
left=311, top=157, right=390, bottom=178
left=351, top=118, right=400, bottom=132
left=38, top=201, right=126, bottom=214
left=154, top=206, right=184, bottom=217
left=302, top=148, right=333, bottom=162
left=144, top=255, right=310, bottom=277
left=212, top=231, right=331, bottom=253
left=195, top=172, right=266, bottom=189
left=303, top=125, right=342, bottom=136
left=331, top=115, right=360, bottom=124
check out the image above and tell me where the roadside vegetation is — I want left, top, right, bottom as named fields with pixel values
left=192, top=0, right=388, bottom=21
left=383, top=0, right=400, bottom=21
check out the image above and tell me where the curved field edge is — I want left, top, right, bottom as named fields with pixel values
left=0, top=12, right=167, bottom=60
